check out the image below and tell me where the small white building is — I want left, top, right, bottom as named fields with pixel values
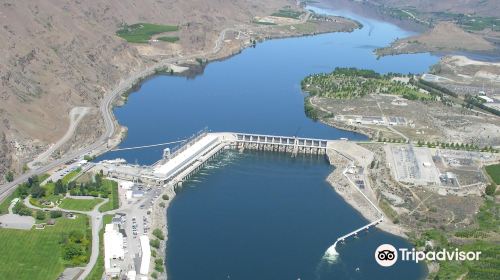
left=478, top=95, right=494, bottom=103
left=104, top=223, right=125, bottom=277
left=120, top=181, right=135, bottom=190
left=139, top=235, right=151, bottom=275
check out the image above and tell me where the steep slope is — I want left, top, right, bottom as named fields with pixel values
left=0, top=0, right=293, bottom=177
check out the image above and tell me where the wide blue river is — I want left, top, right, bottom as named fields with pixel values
left=101, top=4, right=439, bottom=280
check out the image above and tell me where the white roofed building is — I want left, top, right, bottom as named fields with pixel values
left=104, top=223, right=125, bottom=277
left=139, top=235, right=151, bottom=276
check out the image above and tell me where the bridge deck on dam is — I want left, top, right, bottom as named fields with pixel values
left=101, top=132, right=333, bottom=185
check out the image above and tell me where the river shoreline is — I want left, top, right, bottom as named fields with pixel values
left=108, top=18, right=361, bottom=280
left=100, top=5, right=433, bottom=279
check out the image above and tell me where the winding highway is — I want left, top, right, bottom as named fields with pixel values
left=0, top=28, right=235, bottom=280
left=0, top=28, right=232, bottom=202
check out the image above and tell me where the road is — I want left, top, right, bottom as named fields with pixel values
left=28, top=107, right=91, bottom=169
left=0, top=28, right=234, bottom=280
left=0, top=28, right=232, bottom=202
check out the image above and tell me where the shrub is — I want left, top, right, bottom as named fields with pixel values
left=485, top=184, right=497, bottom=196
left=5, top=170, right=14, bottom=182
left=13, top=202, right=32, bottom=216
left=63, top=243, right=83, bottom=260
left=36, top=210, right=46, bottom=221
left=50, top=210, right=63, bottom=218
left=153, top=229, right=164, bottom=240
left=150, top=239, right=160, bottom=249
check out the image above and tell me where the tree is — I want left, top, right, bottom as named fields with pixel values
left=95, top=173, right=103, bottom=186
left=5, top=170, right=14, bottom=182
left=28, top=175, right=40, bottom=187
left=153, top=229, right=165, bottom=240
left=150, top=239, right=160, bottom=249
left=54, top=179, right=66, bottom=195
left=485, top=184, right=497, bottom=196
left=162, top=194, right=169, bottom=200
left=13, top=202, right=32, bottom=216
left=70, top=230, right=85, bottom=243
left=31, top=185, right=45, bottom=198
left=36, top=210, right=46, bottom=221
left=50, top=210, right=63, bottom=218
left=63, top=243, right=83, bottom=260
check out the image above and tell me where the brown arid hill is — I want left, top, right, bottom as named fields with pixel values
left=0, top=0, right=359, bottom=180
left=0, top=0, right=294, bottom=177
left=376, top=21, right=496, bottom=55
left=367, top=0, right=500, bottom=17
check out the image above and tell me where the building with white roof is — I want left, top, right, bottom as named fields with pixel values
left=478, top=95, right=494, bottom=103
left=139, top=235, right=151, bottom=275
left=104, top=223, right=125, bottom=277
left=153, top=134, right=219, bottom=178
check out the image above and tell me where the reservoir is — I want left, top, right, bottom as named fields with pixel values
left=101, top=3, right=439, bottom=279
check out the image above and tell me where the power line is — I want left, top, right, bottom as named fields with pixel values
left=111, top=139, right=187, bottom=152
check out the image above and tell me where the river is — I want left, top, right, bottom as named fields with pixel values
left=100, top=4, right=439, bottom=280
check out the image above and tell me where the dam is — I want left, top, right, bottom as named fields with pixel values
left=99, top=129, right=383, bottom=256
left=100, top=130, right=329, bottom=186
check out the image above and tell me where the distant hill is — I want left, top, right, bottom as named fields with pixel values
left=369, top=0, right=500, bottom=17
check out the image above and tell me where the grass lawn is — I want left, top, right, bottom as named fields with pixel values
left=29, top=195, right=63, bottom=209
left=117, top=23, right=178, bottom=43
left=85, top=215, right=112, bottom=280
left=59, top=198, right=103, bottom=212
left=0, top=191, right=18, bottom=214
left=485, top=163, right=500, bottom=185
left=0, top=215, right=90, bottom=280
left=98, top=180, right=119, bottom=213
left=271, top=9, right=304, bottom=19
left=39, top=173, right=50, bottom=182
left=62, top=168, right=81, bottom=185
left=157, top=36, right=179, bottom=43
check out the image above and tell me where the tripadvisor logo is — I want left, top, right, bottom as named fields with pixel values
left=375, top=244, right=481, bottom=267
left=375, top=244, right=398, bottom=267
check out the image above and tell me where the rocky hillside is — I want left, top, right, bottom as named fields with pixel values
left=368, top=0, right=500, bottom=17
left=0, top=0, right=292, bottom=178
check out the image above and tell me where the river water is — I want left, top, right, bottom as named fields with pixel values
left=100, top=4, right=439, bottom=280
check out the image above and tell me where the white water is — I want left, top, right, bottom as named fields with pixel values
left=323, top=241, right=340, bottom=263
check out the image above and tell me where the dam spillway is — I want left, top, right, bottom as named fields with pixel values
left=100, top=131, right=331, bottom=187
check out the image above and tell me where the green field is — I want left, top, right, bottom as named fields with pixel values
left=85, top=215, right=112, bottom=280
left=485, top=163, right=500, bottom=185
left=0, top=216, right=90, bottom=280
left=117, top=23, right=179, bottom=43
left=271, top=9, right=304, bottom=19
left=98, top=180, right=119, bottom=213
left=62, top=168, right=81, bottom=185
left=157, top=36, right=179, bottom=43
left=0, top=191, right=18, bottom=214
left=59, top=198, right=103, bottom=212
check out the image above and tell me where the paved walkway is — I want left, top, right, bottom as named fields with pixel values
left=23, top=196, right=108, bottom=280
